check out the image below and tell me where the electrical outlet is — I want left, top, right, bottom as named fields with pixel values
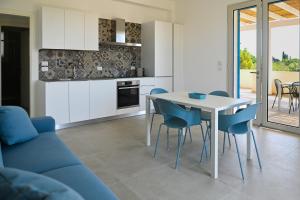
left=97, top=66, right=103, bottom=71
left=41, top=61, right=48, bottom=67
left=41, top=67, right=48, bottom=72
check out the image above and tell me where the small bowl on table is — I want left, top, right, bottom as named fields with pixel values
left=188, top=92, right=207, bottom=100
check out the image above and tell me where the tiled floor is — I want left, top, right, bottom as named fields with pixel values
left=58, top=115, right=300, bottom=200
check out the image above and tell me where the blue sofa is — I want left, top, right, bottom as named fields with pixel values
left=0, top=116, right=118, bottom=200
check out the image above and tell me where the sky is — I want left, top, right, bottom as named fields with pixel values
left=240, top=25, right=300, bottom=60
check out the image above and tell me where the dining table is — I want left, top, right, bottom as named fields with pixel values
left=145, top=92, right=253, bottom=179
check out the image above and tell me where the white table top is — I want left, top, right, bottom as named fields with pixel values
left=148, top=92, right=253, bottom=112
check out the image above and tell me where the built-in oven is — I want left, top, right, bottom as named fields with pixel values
left=117, top=80, right=140, bottom=109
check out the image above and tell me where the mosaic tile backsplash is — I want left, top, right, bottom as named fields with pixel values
left=99, top=18, right=141, bottom=43
left=39, top=18, right=141, bottom=81
left=39, top=45, right=141, bottom=80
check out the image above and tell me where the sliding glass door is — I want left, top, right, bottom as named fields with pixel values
left=262, top=0, right=300, bottom=132
left=228, top=0, right=300, bottom=133
left=228, top=0, right=263, bottom=125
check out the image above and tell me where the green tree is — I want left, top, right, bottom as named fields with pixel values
left=240, top=48, right=255, bottom=69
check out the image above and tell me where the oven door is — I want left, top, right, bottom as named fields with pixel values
left=117, top=85, right=139, bottom=109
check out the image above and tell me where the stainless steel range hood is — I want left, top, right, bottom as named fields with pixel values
left=101, top=18, right=142, bottom=47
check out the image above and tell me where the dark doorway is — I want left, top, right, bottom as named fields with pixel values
left=0, top=24, right=30, bottom=113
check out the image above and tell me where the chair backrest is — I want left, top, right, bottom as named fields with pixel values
left=156, top=99, right=188, bottom=124
left=209, top=90, right=230, bottom=97
left=150, top=88, right=168, bottom=114
left=274, top=79, right=283, bottom=95
left=291, top=82, right=300, bottom=97
left=218, top=103, right=260, bottom=132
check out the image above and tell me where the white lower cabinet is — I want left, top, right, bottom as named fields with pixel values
left=69, top=81, right=90, bottom=122
left=89, top=80, right=116, bottom=119
left=155, top=77, right=173, bottom=92
left=42, top=78, right=164, bottom=125
left=45, top=82, right=69, bottom=124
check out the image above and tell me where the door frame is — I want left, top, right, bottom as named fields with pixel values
left=261, top=0, right=300, bottom=133
left=227, top=0, right=263, bottom=125
left=0, top=9, right=32, bottom=115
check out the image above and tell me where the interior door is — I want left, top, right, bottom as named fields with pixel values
left=262, top=0, right=300, bottom=133
left=228, top=0, right=263, bottom=125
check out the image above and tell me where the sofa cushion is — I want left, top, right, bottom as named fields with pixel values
left=2, top=132, right=81, bottom=173
left=0, top=167, right=84, bottom=200
left=0, top=106, right=38, bottom=145
left=43, top=165, right=119, bottom=200
left=0, top=142, right=3, bottom=168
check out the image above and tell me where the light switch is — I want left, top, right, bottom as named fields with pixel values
left=41, top=67, right=48, bottom=72
left=41, top=61, right=48, bottom=67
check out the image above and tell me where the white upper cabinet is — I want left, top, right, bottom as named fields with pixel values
left=69, top=81, right=90, bottom=122
left=40, top=7, right=65, bottom=49
left=142, top=21, right=173, bottom=77
left=84, top=13, right=99, bottom=51
left=40, top=6, right=98, bottom=50
left=65, top=9, right=85, bottom=50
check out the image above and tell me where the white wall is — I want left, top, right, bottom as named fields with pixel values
left=174, top=0, right=248, bottom=93
left=0, top=0, right=175, bottom=116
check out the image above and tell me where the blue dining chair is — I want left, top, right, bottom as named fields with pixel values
left=201, top=90, right=232, bottom=153
left=154, top=99, right=207, bottom=169
left=150, top=88, right=168, bottom=135
left=200, top=103, right=262, bottom=180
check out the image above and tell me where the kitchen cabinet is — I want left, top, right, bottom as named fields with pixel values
left=44, top=82, right=69, bottom=124
left=139, top=78, right=155, bottom=111
left=173, top=24, right=184, bottom=92
left=40, top=7, right=65, bottom=49
left=84, top=13, right=99, bottom=51
left=142, top=21, right=173, bottom=77
left=39, top=6, right=98, bottom=50
left=69, top=81, right=90, bottom=122
left=65, top=9, right=85, bottom=50
left=155, top=77, right=173, bottom=92
left=89, top=80, right=116, bottom=119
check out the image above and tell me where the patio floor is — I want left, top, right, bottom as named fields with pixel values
left=241, top=89, right=299, bottom=127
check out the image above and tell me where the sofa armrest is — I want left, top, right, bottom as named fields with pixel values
left=31, top=116, right=55, bottom=133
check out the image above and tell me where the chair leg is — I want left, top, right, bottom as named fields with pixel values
left=150, top=113, right=155, bottom=134
left=272, top=94, right=277, bottom=108
left=175, top=129, right=184, bottom=169
left=200, top=127, right=210, bottom=163
left=222, top=132, right=226, bottom=154
left=251, top=131, right=262, bottom=170
left=166, top=128, right=170, bottom=151
left=278, top=97, right=282, bottom=110
left=183, top=128, right=188, bottom=145
left=200, top=124, right=208, bottom=159
left=188, top=127, right=193, bottom=143
left=154, top=124, right=163, bottom=159
left=227, top=132, right=231, bottom=146
left=233, top=134, right=245, bottom=181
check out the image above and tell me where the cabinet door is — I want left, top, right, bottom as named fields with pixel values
left=173, top=24, right=185, bottom=92
left=155, top=21, right=173, bottom=76
left=41, top=7, right=65, bottom=49
left=65, top=10, right=85, bottom=50
left=90, top=80, right=116, bottom=119
left=45, top=82, right=69, bottom=124
left=85, top=13, right=99, bottom=51
left=69, top=81, right=90, bottom=122
left=155, top=77, right=173, bottom=92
